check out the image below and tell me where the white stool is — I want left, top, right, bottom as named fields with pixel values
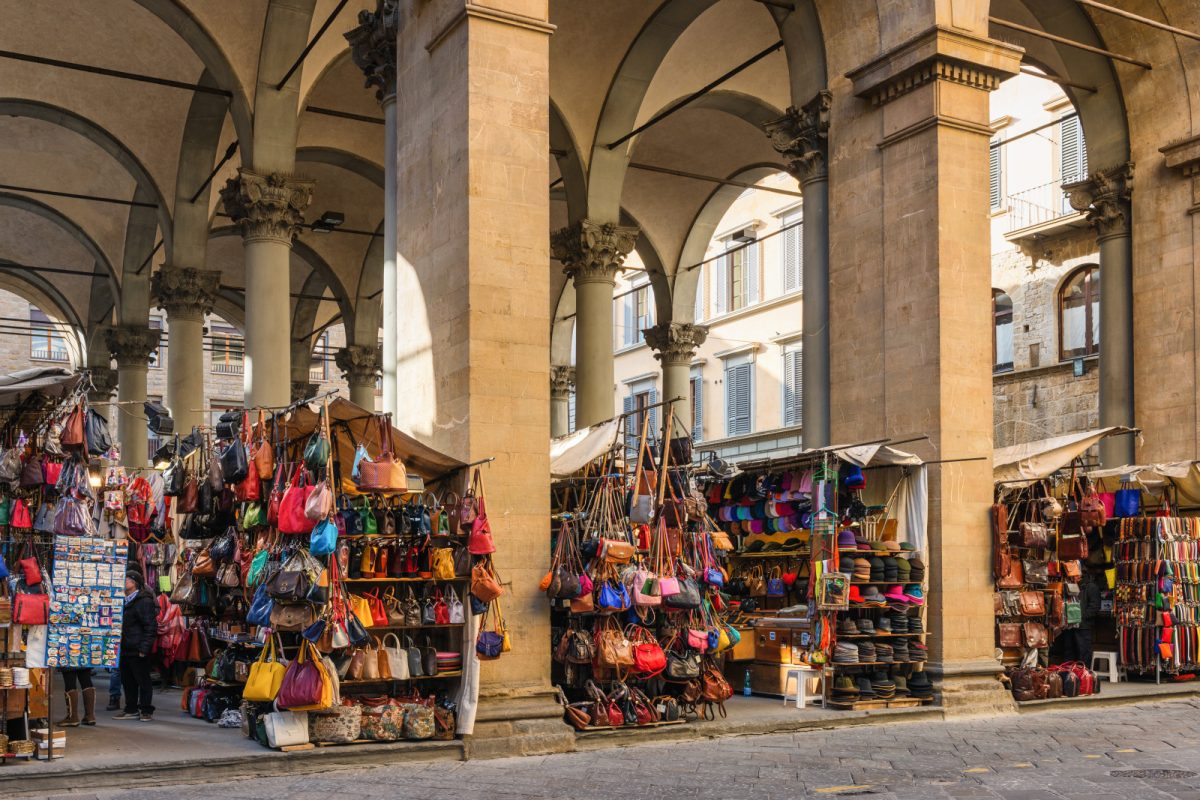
left=782, top=667, right=825, bottom=709
left=1092, top=651, right=1121, bottom=682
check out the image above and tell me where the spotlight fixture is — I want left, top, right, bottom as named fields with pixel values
left=311, top=210, right=345, bottom=233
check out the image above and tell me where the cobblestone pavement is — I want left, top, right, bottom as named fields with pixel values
left=72, top=698, right=1200, bottom=800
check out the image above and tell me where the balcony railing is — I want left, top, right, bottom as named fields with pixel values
left=1003, top=181, right=1076, bottom=233
left=30, top=348, right=69, bottom=362
left=212, top=361, right=244, bottom=375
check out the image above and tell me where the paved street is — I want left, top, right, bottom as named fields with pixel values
left=50, top=698, right=1200, bottom=800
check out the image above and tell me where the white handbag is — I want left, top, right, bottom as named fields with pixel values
left=382, top=633, right=410, bottom=680
left=265, top=710, right=310, bottom=748
left=446, top=587, right=465, bottom=624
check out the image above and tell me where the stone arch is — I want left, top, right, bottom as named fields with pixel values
left=250, top=0, right=319, bottom=173
left=775, top=0, right=827, bottom=104
left=171, top=70, right=232, bottom=268
left=671, top=164, right=785, bottom=322
left=989, top=2, right=1130, bottom=170
left=550, top=99, right=588, bottom=225
left=353, top=221, right=385, bottom=348
left=291, top=268, right=328, bottom=356
left=212, top=293, right=246, bottom=334
left=0, top=192, right=121, bottom=296
left=0, top=100, right=173, bottom=252
left=0, top=268, right=85, bottom=367
left=128, top=0, right=255, bottom=160
left=296, top=147, right=384, bottom=185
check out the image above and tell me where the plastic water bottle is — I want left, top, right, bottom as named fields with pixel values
left=743, top=669, right=752, bottom=697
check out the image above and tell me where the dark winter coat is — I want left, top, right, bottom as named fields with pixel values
left=121, top=589, right=158, bottom=656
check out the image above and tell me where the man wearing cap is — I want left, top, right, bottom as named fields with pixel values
left=114, top=570, right=157, bottom=721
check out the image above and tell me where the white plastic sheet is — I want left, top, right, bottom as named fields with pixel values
left=550, top=419, right=622, bottom=477
left=993, top=426, right=1134, bottom=483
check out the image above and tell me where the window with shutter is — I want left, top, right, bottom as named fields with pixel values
left=648, top=388, right=659, bottom=444
left=783, top=347, right=803, bottom=427
left=621, top=292, right=636, bottom=347
left=744, top=242, right=759, bottom=305
left=724, top=361, right=753, bottom=437
left=989, top=140, right=1002, bottom=210
left=713, top=256, right=727, bottom=316
left=623, top=395, right=637, bottom=454
left=693, top=264, right=705, bottom=321
left=782, top=213, right=802, bottom=294
left=568, top=390, right=576, bottom=434
left=1060, top=114, right=1087, bottom=213
left=691, top=374, right=703, bottom=443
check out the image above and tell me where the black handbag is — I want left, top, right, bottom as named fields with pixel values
left=84, top=409, right=113, bottom=456
left=665, top=650, right=701, bottom=680
left=163, top=451, right=185, bottom=497
left=346, top=610, right=371, bottom=647
left=453, top=545, right=471, bottom=577
left=663, top=578, right=702, bottom=610
left=265, top=554, right=312, bottom=602
left=220, top=441, right=249, bottom=484
left=215, top=410, right=241, bottom=441
left=209, top=529, right=238, bottom=563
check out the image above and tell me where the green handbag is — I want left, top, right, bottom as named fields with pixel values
left=303, top=408, right=331, bottom=471
left=247, top=549, right=270, bottom=587
left=361, top=497, right=378, bottom=535
left=241, top=502, right=264, bottom=530
left=0, top=496, right=10, bottom=526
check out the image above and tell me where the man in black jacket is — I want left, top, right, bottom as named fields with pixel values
left=114, top=570, right=157, bottom=721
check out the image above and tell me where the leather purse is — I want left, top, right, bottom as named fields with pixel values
left=1022, top=621, right=1048, bottom=648
left=1019, top=521, right=1049, bottom=549
left=998, top=622, right=1021, bottom=648
left=251, top=409, right=275, bottom=480
left=1021, top=560, right=1049, bottom=585
left=996, top=551, right=1024, bottom=589
left=466, top=469, right=495, bottom=555
left=471, top=562, right=503, bottom=602
left=1019, top=590, right=1045, bottom=616
left=358, top=415, right=407, bottom=492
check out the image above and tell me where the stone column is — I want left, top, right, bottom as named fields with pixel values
left=86, top=367, right=118, bottom=428
left=396, top=0, right=568, bottom=756
left=551, top=219, right=638, bottom=428
left=549, top=365, right=575, bottom=438
left=643, top=322, right=708, bottom=440
left=346, top=1, right=398, bottom=417
left=104, top=326, right=160, bottom=467
left=219, top=169, right=313, bottom=409
left=336, top=345, right=381, bottom=410
left=151, top=266, right=220, bottom=433
left=1066, top=164, right=1135, bottom=466
left=765, top=91, right=831, bottom=448
left=845, top=29, right=1022, bottom=712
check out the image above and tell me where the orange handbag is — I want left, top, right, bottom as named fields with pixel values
left=358, top=415, right=407, bottom=493
left=251, top=409, right=274, bottom=480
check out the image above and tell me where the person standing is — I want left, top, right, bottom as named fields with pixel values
left=57, top=669, right=96, bottom=727
left=114, top=571, right=157, bottom=721
left=1075, top=571, right=1102, bottom=669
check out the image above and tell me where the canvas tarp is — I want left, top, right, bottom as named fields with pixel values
left=550, top=419, right=622, bottom=478
left=1089, top=462, right=1200, bottom=508
left=263, top=397, right=466, bottom=481
left=993, top=426, right=1135, bottom=484
left=0, top=367, right=79, bottom=408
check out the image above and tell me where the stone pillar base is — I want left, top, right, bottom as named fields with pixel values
left=928, top=659, right=1017, bottom=717
left=463, top=690, right=575, bottom=760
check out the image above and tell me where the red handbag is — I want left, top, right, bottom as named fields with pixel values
left=266, top=463, right=285, bottom=527
left=18, top=553, right=41, bottom=586
left=13, top=592, right=48, bottom=625
left=628, top=626, right=666, bottom=677
left=276, top=641, right=325, bottom=709
left=278, top=465, right=315, bottom=535
left=434, top=591, right=449, bottom=625
left=42, top=461, right=62, bottom=486
left=236, top=412, right=261, bottom=501
left=466, top=469, right=495, bottom=556
left=10, top=500, right=31, bottom=529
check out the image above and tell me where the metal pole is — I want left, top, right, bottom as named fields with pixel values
left=626, top=162, right=804, bottom=198
left=0, top=183, right=156, bottom=208
left=989, top=17, right=1152, bottom=69
left=188, top=141, right=239, bottom=204
left=0, top=50, right=232, bottom=95
left=275, top=0, right=351, bottom=90
left=306, top=106, right=386, bottom=126
left=1074, top=0, right=1200, bottom=43
left=1019, top=67, right=1096, bottom=94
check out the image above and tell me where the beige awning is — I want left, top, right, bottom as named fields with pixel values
left=1089, top=461, right=1200, bottom=507
left=993, top=426, right=1135, bottom=483
left=550, top=418, right=622, bottom=478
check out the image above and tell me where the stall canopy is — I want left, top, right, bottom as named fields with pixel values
left=1089, top=462, right=1200, bottom=508
left=265, top=398, right=466, bottom=481
left=550, top=419, right=622, bottom=478
left=0, top=367, right=79, bottom=408
left=993, top=426, right=1135, bottom=484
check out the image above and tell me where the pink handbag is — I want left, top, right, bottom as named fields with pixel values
left=305, top=479, right=333, bottom=521
left=466, top=469, right=496, bottom=555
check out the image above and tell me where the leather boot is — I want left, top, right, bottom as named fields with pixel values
left=81, top=687, right=97, bottom=725
left=57, top=690, right=81, bottom=727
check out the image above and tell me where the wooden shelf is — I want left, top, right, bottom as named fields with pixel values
left=829, top=660, right=926, bottom=667
left=836, top=633, right=928, bottom=638
left=366, top=623, right=464, bottom=630
left=343, top=577, right=468, bottom=583
left=340, top=672, right=462, bottom=683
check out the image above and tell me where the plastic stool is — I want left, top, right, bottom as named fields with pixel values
left=1091, top=651, right=1121, bottom=682
left=782, top=667, right=825, bottom=709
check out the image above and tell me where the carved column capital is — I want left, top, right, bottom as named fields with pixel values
left=551, top=219, right=639, bottom=285
left=104, top=325, right=160, bottom=367
left=643, top=322, right=709, bottom=366
left=1065, top=162, right=1134, bottom=242
left=335, top=345, right=381, bottom=387
left=151, top=266, right=221, bottom=321
left=345, top=0, right=399, bottom=103
left=764, top=91, right=831, bottom=185
left=291, top=380, right=319, bottom=403
left=219, top=168, right=315, bottom=245
left=550, top=365, right=576, bottom=400
left=87, top=367, right=119, bottom=403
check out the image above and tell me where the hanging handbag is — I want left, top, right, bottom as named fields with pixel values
left=1019, top=590, right=1045, bottom=616
left=251, top=410, right=275, bottom=480
left=279, top=465, right=316, bottom=535
left=997, top=622, right=1022, bottom=648
left=19, top=451, right=42, bottom=489
left=243, top=636, right=286, bottom=702
left=1022, top=621, right=1049, bottom=648
left=475, top=607, right=504, bottom=660
left=305, top=479, right=333, bottom=521
left=13, top=591, right=48, bottom=625
left=1114, top=481, right=1141, bottom=518
left=303, top=406, right=332, bottom=472
left=276, top=641, right=329, bottom=710
left=470, top=561, right=503, bottom=602
left=358, top=415, right=407, bottom=492
left=310, top=517, right=338, bottom=557
left=221, top=440, right=249, bottom=485
left=466, top=469, right=496, bottom=555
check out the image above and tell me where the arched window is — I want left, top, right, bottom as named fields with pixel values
left=1060, top=265, right=1100, bottom=360
left=993, top=290, right=1013, bottom=372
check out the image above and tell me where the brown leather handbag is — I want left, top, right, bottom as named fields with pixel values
left=1019, top=522, right=1049, bottom=549
left=251, top=409, right=274, bottom=480
left=998, top=623, right=1022, bottom=648
left=61, top=400, right=85, bottom=447
left=192, top=549, right=216, bottom=578
left=358, top=415, right=407, bottom=492
left=996, top=552, right=1024, bottom=589
left=1019, top=590, right=1045, bottom=616
left=1022, top=621, right=1048, bottom=648
left=470, top=561, right=503, bottom=602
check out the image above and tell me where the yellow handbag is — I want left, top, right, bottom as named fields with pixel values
left=716, top=626, right=732, bottom=653
left=496, top=600, right=512, bottom=653
left=243, top=636, right=286, bottom=702
left=431, top=548, right=456, bottom=581
left=349, top=594, right=375, bottom=630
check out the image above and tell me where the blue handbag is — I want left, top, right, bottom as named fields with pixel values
left=705, top=567, right=725, bottom=588
left=1115, top=485, right=1140, bottom=518
left=247, top=583, right=273, bottom=627
left=597, top=580, right=630, bottom=611
left=351, top=443, right=370, bottom=483
left=476, top=630, right=503, bottom=659
left=766, top=568, right=785, bottom=597
left=310, top=518, right=338, bottom=556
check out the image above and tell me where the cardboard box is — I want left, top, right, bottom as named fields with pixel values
left=32, top=728, right=65, bottom=760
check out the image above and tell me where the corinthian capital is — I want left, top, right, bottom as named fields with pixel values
left=345, top=0, right=398, bottom=103
left=1065, top=162, right=1133, bottom=241
left=151, top=266, right=221, bottom=321
left=104, top=325, right=160, bottom=367
left=219, top=168, right=314, bottom=245
left=87, top=367, right=118, bottom=403
left=335, top=345, right=381, bottom=387
left=643, top=322, right=708, bottom=366
left=764, top=91, right=831, bottom=185
left=550, top=365, right=576, bottom=400
left=551, top=219, right=639, bottom=285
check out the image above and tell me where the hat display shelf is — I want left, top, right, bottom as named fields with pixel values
left=826, top=461, right=932, bottom=710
